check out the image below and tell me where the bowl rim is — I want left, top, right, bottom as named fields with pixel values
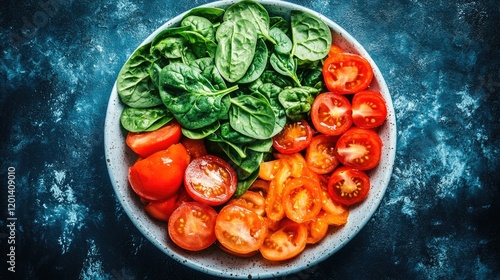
left=104, top=0, right=397, bottom=278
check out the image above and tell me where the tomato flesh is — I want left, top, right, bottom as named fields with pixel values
left=168, top=202, right=218, bottom=251
left=311, top=92, right=353, bottom=136
left=352, top=90, right=388, bottom=129
left=273, top=119, right=314, bottom=154
left=327, top=167, right=370, bottom=206
left=128, top=143, right=190, bottom=201
left=184, top=155, right=237, bottom=206
left=306, top=134, right=340, bottom=174
left=282, top=177, right=322, bottom=223
left=259, top=219, right=308, bottom=261
left=335, top=127, right=382, bottom=170
left=215, top=204, right=268, bottom=254
left=322, top=52, right=374, bottom=94
left=126, top=120, right=182, bottom=158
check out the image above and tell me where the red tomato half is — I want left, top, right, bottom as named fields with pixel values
left=128, top=143, right=190, bottom=201
left=168, top=202, right=218, bottom=251
left=272, top=119, right=314, bottom=154
left=322, top=52, right=374, bottom=94
left=259, top=219, right=308, bottom=261
left=306, top=134, right=340, bottom=174
left=334, top=127, right=382, bottom=170
left=215, top=204, right=268, bottom=254
left=327, top=167, right=370, bottom=206
left=184, top=155, right=237, bottom=206
left=126, top=120, right=182, bottom=158
left=180, top=137, right=207, bottom=159
left=311, top=92, right=353, bottom=136
left=144, top=194, right=178, bottom=222
left=352, top=90, right=388, bottom=129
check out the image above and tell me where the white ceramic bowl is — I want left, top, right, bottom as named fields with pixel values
left=104, top=0, right=396, bottom=278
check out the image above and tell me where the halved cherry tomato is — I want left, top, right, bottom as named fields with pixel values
left=327, top=167, right=370, bottom=206
left=328, top=44, right=345, bottom=57
left=305, top=134, right=340, bottom=174
left=128, top=143, right=190, bottom=201
left=258, top=159, right=284, bottom=181
left=334, top=127, right=382, bottom=170
left=228, top=191, right=266, bottom=216
left=248, top=179, right=270, bottom=198
left=184, top=155, right=237, bottom=206
left=310, top=92, right=353, bottom=136
left=352, top=90, right=388, bottom=129
left=305, top=216, right=329, bottom=244
left=144, top=193, right=178, bottom=222
left=272, top=119, right=314, bottom=154
left=317, top=205, right=349, bottom=226
left=168, top=202, right=217, bottom=251
left=282, top=177, right=322, bottom=223
left=322, top=52, right=374, bottom=94
left=217, top=242, right=258, bottom=258
left=265, top=163, right=291, bottom=221
left=274, top=153, right=307, bottom=178
left=259, top=219, right=308, bottom=261
left=126, top=120, right=182, bottom=158
left=215, top=204, right=268, bottom=255
left=180, top=137, right=207, bottom=159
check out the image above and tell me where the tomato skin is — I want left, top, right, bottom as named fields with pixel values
left=259, top=219, right=308, bottom=261
left=126, top=121, right=182, bottom=158
left=327, top=167, right=370, bottom=206
left=184, top=155, right=237, bottom=206
left=272, top=119, right=314, bottom=154
left=180, top=137, right=207, bottom=159
left=328, top=45, right=345, bottom=57
left=305, top=215, right=329, bottom=244
left=352, top=90, right=388, bottom=129
left=128, top=143, right=190, bottom=201
left=334, top=127, right=382, bottom=170
left=144, top=193, right=178, bottom=222
left=215, top=204, right=268, bottom=254
left=306, top=134, right=340, bottom=174
left=282, top=177, right=322, bottom=223
left=168, top=202, right=218, bottom=251
left=322, top=52, right=374, bottom=94
left=310, top=92, right=353, bottom=136
left=228, top=191, right=266, bottom=216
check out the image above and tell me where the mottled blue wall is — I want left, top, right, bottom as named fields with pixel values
left=1, top=0, right=498, bottom=279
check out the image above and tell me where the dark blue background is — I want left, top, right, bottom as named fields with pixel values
left=1, top=0, right=499, bottom=279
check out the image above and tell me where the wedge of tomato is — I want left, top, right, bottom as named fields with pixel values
left=215, top=204, right=268, bottom=255
left=126, top=120, right=182, bottom=158
left=352, top=90, right=388, bottom=129
left=334, top=127, right=382, bottom=170
left=322, top=52, right=374, bottom=94
left=311, top=92, right=353, bottom=136
left=259, top=219, right=308, bottom=261
left=327, top=167, right=370, bottom=206
left=228, top=191, right=266, bottom=216
left=144, top=193, right=178, bottom=222
left=306, top=134, right=340, bottom=174
left=184, top=155, right=237, bottom=206
left=168, top=202, right=218, bottom=251
left=282, top=177, right=322, bottom=223
left=272, top=119, right=314, bottom=154
left=128, top=143, right=190, bottom=201
left=180, top=137, right=207, bottom=159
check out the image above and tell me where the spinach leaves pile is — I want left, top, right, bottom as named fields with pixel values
left=117, top=0, right=332, bottom=195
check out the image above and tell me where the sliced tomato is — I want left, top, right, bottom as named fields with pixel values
left=265, top=163, right=291, bottom=221
left=217, top=242, right=258, bottom=258
left=228, top=191, right=266, bottom=216
left=305, top=216, right=329, bottom=244
left=352, top=90, right=388, bottom=129
left=327, top=167, right=370, bottom=206
left=272, top=119, right=314, bottom=154
left=305, top=134, right=340, bottom=174
left=258, top=159, right=284, bottom=181
left=144, top=193, right=178, bottom=222
left=184, top=155, right=237, bottom=206
left=322, top=52, right=374, bottom=94
left=282, top=177, right=322, bottom=223
left=126, top=120, right=182, bottom=158
left=180, top=137, right=207, bottom=159
left=215, top=204, right=268, bottom=255
left=334, top=127, right=382, bottom=170
left=328, top=44, right=345, bottom=57
left=248, top=179, right=270, bottom=198
left=128, top=143, right=190, bottom=201
left=310, top=92, right=353, bottom=136
left=259, top=219, right=308, bottom=261
left=274, top=153, right=307, bottom=178
left=167, top=202, right=218, bottom=251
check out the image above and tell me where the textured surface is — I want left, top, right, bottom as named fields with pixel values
left=1, top=0, right=499, bottom=279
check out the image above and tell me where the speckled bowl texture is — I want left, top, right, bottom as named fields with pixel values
left=104, top=0, right=397, bottom=278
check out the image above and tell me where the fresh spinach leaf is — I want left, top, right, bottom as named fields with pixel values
left=151, top=36, right=188, bottom=59
left=181, top=121, right=220, bottom=139
left=181, top=15, right=216, bottom=41
left=291, top=10, right=332, bottom=61
left=229, top=94, right=276, bottom=139
left=237, top=38, right=268, bottom=84
left=215, top=19, right=258, bottom=83
left=120, top=107, right=173, bottom=132
left=183, top=7, right=225, bottom=23
left=256, top=83, right=287, bottom=136
left=220, top=122, right=254, bottom=144
left=278, top=86, right=319, bottom=121
left=235, top=168, right=260, bottom=197
left=117, top=43, right=163, bottom=108
left=269, top=27, right=292, bottom=54
left=270, top=52, right=301, bottom=86
left=189, top=57, right=227, bottom=90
